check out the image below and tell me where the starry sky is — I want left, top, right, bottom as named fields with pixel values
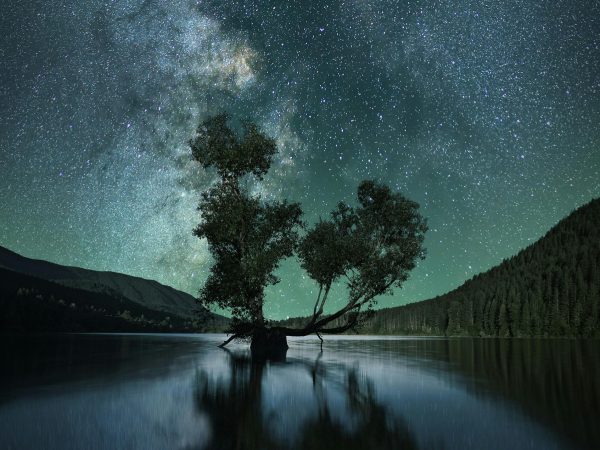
left=1, top=0, right=599, bottom=319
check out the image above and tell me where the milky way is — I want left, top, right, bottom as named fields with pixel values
left=1, top=0, right=599, bottom=318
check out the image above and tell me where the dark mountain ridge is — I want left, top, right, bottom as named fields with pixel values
left=0, top=246, right=227, bottom=332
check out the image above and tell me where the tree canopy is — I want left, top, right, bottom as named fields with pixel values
left=190, top=114, right=427, bottom=349
left=295, top=181, right=427, bottom=335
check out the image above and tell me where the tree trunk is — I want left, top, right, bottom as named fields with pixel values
left=250, top=327, right=288, bottom=361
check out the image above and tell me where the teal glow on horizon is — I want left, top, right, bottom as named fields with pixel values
left=1, top=0, right=599, bottom=319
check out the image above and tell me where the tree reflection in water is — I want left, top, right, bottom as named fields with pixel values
left=194, top=351, right=420, bottom=450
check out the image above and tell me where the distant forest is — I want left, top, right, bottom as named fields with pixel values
left=0, top=268, right=219, bottom=333
left=284, top=198, right=600, bottom=337
left=362, top=198, right=600, bottom=337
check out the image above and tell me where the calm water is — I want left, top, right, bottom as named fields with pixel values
left=0, top=334, right=598, bottom=450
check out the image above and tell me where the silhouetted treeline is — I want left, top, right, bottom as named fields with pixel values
left=0, top=268, right=220, bottom=333
left=360, top=198, right=600, bottom=337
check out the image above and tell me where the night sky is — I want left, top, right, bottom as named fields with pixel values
left=1, top=0, right=599, bottom=319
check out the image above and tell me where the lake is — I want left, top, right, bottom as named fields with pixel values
left=0, top=334, right=598, bottom=449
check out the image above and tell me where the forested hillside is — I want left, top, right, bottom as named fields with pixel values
left=0, top=245, right=219, bottom=322
left=0, top=268, right=221, bottom=333
left=0, top=245, right=229, bottom=332
left=359, top=198, right=600, bottom=337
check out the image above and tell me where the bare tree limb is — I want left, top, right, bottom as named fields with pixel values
left=218, top=334, right=240, bottom=348
left=273, top=277, right=397, bottom=338
left=316, top=283, right=331, bottom=316
left=312, top=284, right=323, bottom=317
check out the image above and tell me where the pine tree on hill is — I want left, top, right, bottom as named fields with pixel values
left=353, top=198, right=600, bottom=337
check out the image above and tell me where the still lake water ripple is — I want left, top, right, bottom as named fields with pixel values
left=0, top=334, right=598, bottom=450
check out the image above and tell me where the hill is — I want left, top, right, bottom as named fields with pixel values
left=0, top=246, right=227, bottom=332
left=359, top=198, right=600, bottom=337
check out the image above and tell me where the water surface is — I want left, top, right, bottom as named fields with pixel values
left=0, top=334, right=598, bottom=449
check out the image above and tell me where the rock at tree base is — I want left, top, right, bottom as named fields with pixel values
left=250, top=328, right=288, bottom=362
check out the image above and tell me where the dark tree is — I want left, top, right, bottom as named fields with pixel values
left=191, top=114, right=427, bottom=356
left=289, top=182, right=428, bottom=338
left=191, top=113, right=303, bottom=342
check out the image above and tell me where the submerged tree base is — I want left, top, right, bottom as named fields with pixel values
left=250, top=328, right=288, bottom=362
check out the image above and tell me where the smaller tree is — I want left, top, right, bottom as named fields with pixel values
left=283, top=180, right=427, bottom=338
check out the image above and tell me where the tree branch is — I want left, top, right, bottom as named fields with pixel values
left=312, top=284, right=323, bottom=317
left=218, top=333, right=240, bottom=348
left=316, top=283, right=331, bottom=316
left=273, top=277, right=397, bottom=337
left=305, top=282, right=330, bottom=329
left=318, top=309, right=361, bottom=334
